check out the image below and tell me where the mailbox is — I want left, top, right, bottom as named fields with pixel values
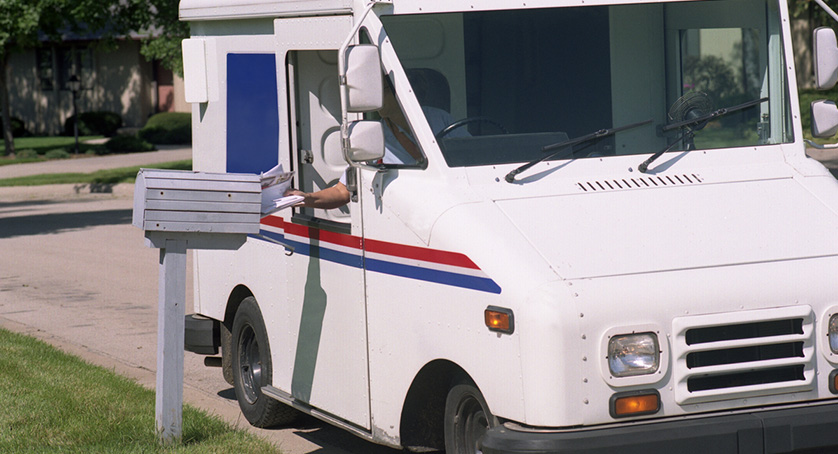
left=133, top=169, right=261, bottom=235
left=132, top=168, right=263, bottom=445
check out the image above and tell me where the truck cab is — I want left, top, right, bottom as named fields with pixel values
left=180, top=0, right=838, bottom=452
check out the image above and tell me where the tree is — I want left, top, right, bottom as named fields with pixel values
left=790, top=0, right=837, bottom=26
left=137, top=1, right=189, bottom=78
left=0, top=0, right=145, bottom=156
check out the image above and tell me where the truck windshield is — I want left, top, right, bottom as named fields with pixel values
left=380, top=0, right=794, bottom=168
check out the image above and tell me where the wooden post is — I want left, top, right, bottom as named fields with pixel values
left=155, top=238, right=187, bottom=446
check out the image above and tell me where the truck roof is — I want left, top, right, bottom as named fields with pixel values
left=179, top=0, right=710, bottom=21
left=179, top=0, right=352, bottom=21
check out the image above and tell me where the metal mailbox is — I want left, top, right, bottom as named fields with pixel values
left=133, top=169, right=261, bottom=235
left=132, top=168, right=263, bottom=445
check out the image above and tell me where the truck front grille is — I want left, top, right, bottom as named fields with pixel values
left=672, top=306, right=815, bottom=405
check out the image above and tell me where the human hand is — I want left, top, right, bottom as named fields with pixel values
left=284, top=188, right=305, bottom=197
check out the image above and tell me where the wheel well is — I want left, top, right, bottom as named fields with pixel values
left=224, top=285, right=254, bottom=328
left=219, top=285, right=254, bottom=386
left=399, top=359, right=469, bottom=452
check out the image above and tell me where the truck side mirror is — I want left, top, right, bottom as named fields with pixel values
left=811, top=100, right=838, bottom=138
left=814, top=27, right=838, bottom=90
left=345, top=120, right=385, bottom=162
left=345, top=45, right=383, bottom=112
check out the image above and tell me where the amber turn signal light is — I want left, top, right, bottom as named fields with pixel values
left=610, top=390, right=661, bottom=418
left=485, top=306, right=514, bottom=334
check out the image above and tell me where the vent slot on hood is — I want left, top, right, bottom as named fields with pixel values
left=577, top=174, right=703, bottom=192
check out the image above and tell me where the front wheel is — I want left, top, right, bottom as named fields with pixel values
left=231, top=297, right=298, bottom=427
left=444, top=379, right=498, bottom=454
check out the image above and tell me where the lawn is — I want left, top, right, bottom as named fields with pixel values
left=0, top=136, right=106, bottom=166
left=0, top=160, right=192, bottom=187
left=9, top=135, right=106, bottom=158
left=0, top=327, right=279, bottom=453
left=14, top=135, right=102, bottom=150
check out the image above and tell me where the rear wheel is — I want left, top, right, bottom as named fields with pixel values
left=232, top=297, right=298, bottom=427
left=444, top=379, right=498, bottom=454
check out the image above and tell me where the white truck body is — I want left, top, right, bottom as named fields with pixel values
left=180, top=0, right=838, bottom=451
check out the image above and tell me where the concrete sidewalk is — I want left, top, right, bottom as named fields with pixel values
left=0, top=144, right=192, bottom=180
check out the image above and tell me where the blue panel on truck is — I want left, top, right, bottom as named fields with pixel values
left=226, top=53, right=279, bottom=174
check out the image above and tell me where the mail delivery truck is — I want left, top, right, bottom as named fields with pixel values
left=179, top=0, right=838, bottom=451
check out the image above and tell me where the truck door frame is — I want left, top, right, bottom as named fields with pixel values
left=271, top=15, right=373, bottom=431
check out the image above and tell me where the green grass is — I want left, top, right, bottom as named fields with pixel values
left=13, top=135, right=105, bottom=155
left=0, top=136, right=105, bottom=166
left=0, top=155, right=44, bottom=166
left=0, top=328, right=279, bottom=453
left=0, top=160, right=192, bottom=187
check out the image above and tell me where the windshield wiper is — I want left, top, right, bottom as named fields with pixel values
left=505, top=119, right=652, bottom=183
left=638, top=97, right=768, bottom=173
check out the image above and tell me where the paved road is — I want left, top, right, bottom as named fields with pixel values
left=0, top=186, right=401, bottom=453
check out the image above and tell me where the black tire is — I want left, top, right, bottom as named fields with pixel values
left=232, top=297, right=298, bottom=427
left=444, top=378, right=498, bottom=454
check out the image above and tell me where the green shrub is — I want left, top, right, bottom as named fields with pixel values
left=138, top=112, right=191, bottom=144
left=64, top=111, right=123, bottom=137
left=0, top=116, right=27, bottom=137
left=105, top=134, right=156, bottom=153
left=44, top=148, right=70, bottom=159
left=16, top=149, right=38, bottom=159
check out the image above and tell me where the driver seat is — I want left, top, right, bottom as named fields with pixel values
left=406, top=68, right=450, bottom=113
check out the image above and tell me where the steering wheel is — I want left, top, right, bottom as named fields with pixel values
left=435, top=116, right=508, bottom=140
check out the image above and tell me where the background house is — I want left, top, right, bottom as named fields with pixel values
left=6, top=34, right=187, bottom=136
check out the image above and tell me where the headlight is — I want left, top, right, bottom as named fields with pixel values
left=608, top=332, right=660, bottom=377
left=829, top=314, right=838, bottom=353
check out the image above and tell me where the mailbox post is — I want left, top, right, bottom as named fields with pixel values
left=132, top=169, right=261, bottom=445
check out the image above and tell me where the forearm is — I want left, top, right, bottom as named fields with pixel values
left=288, top=183, right=351, bottom=210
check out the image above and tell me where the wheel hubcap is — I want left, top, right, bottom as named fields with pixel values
left=238, top=325, right=262, bottom=404
left=456, top=394, right=489, bottom=454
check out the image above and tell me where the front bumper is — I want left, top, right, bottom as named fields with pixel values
left=481, top=402, right=838, bottom=454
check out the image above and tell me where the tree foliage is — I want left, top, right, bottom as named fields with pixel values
left=137, top=0, right=189, bottom=78
left=0, top=0, right=186, bottom=156
left=0, top=0, right=150, bottom=155
left=790, top=0, right=838, bottom=28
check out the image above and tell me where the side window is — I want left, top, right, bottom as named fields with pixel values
left=663, top=0, right=793, bottom=149
left=365, top=72, right=429, bottom=167
left=287, top=50, right=351, bottom=226
left=676, top=28, right=764, bottom=149
left=364, top=68, right=469, bottom=168
left=362, top=28, right=437, bottom=168
left=36, top=45, right=93, bottom=92
left=37, top=48, right=55, bottom=90
left=58, top=46, right=92, bottom=90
